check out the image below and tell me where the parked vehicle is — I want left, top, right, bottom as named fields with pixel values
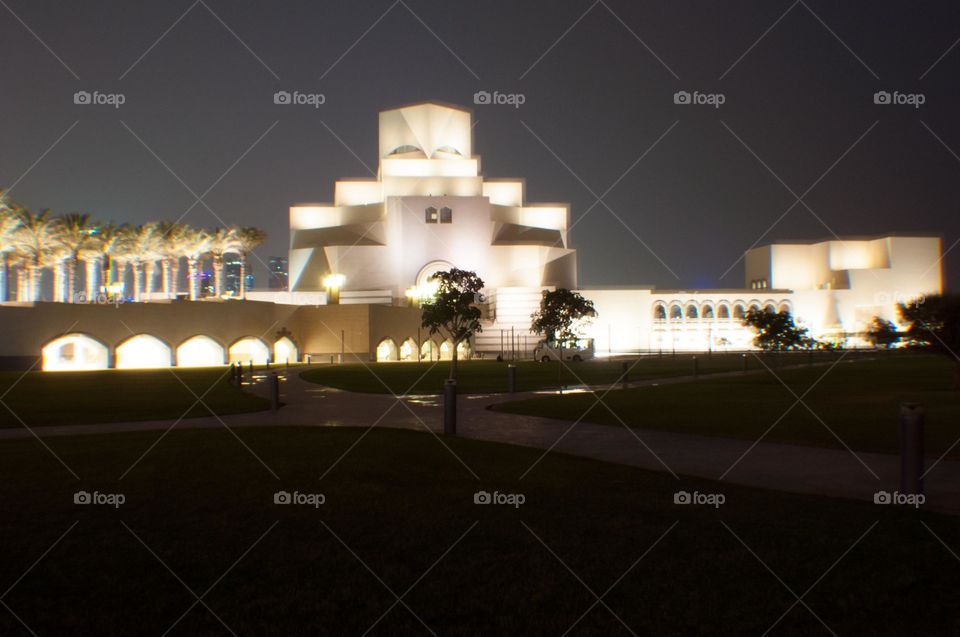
left=534, top=338, right=595, bottom=362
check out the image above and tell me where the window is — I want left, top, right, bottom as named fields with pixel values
left=440, top=206, right=452, bottom=223
left=425, top=207, right=438, bottom=223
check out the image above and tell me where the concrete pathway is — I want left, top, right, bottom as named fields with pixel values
left=1, top=366, right=957, bottom=514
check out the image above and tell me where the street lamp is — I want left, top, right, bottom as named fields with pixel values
left=323, top=273, right=345, bottom=304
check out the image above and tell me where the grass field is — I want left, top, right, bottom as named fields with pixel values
left=0, top=367, right=269, bottom=427
left=0, top=427, right=957, bottom=634
left=300, top=351, right=850, bottom=394
left=493, top=353, right=960, bottom=457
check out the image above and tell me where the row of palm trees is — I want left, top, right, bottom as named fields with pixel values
left=0, top=193, right=267, bottom=303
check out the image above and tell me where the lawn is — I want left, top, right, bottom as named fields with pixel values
left=0, top=427, right=956, bottom=634
left=0, top=367, right=270, bottom=427
left=300, top=350, right=848, bottom=394
left=493, top=353, right=960, bottom=457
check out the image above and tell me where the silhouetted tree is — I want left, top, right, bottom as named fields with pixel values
left=742, top=307, right=814, bottom=351
left=420, top=268, right=484, bottom=380
left=866, top=316, right=900, bottom=349
left=899, top=294, right=960, bottom=389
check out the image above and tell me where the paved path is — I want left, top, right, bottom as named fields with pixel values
left=2, top=366, right=958, bottom=514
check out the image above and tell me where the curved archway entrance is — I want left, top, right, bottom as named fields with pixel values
left=42, top=334, right=109, bottom=371
left=274, top=337, right=298, bottom=364
left=117, top=335, right=173, bottom=369
left=229, top=338, right=270, bottom=365
left=399, top=338, right=417, bottom=361
left=376, top=338, right=398, bottom=361
left=177, top=336, right=225, bottom=367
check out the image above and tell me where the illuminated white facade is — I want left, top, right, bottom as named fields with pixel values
left=289, top=102, right=577, bottom=298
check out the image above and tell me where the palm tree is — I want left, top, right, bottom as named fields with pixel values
left=234, top=227, right=267, bottom=299
left=181, top=227, right=211, bottom=301
left=207, top=227, right=239, bottom=298
left=11, top=208, right=56, bottom=302
left=154, top=221, right=185, bottom=299
left=96, top=223, right=124, bottom=297
left=52, top=212, right=98, bottom=303
left=117, top=224, right=161, bottom=302
left=0, top=197, right=22, bottom=302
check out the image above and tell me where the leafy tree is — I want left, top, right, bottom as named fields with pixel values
left=420, top=268, right=484, bottom=380
left=742, top=307, right=814, bottom=351
left=531, top=288, right=597, bottom=345
left=899, top=294, right=960, bottom=388
left=865, top=316, right=900, bottom=348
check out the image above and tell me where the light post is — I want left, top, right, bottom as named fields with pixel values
left=323, top=273, right=345, bottom=304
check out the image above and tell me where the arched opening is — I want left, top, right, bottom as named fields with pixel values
left=439, top=339, right=454, bottom=361
left=733, top=304, right=746, bottom=319
left=763, top=303, right=777, bottom=313
left=420, top=340, right=437, bottom=361
left=685, top=304, right=699, bottom=320
left=457, top=340, right=472, bottom=360
left=653, top=304, right=666, bottom=321
left=116, top=335, right=172, bottom=369
left=274, top=337, right=298, bottom=364
left=376, top=338, right=398, bottom=362
left=399, top=338, right=417, bottom=361
left=701, top=304, right=715, bottom=319
left=717, top=304, right=730, bottom=319
left=177, top=336, right=225, bottom=367
left=749, top=302, right=762, bottom=313
left=669, top=304, right=683, bottom=321
left=42, top=333, right=109, bottom=371
left=778, top=302, right=791, bottom=314
left=229, top=337, right=270, bottom=365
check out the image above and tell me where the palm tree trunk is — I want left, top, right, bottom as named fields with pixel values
left=28, top=263, right=41, bottom=302
left=145, top=261, right=156, bottom=298
left=188, top=258, right=199, bottom=301
left=0, top=256, right=7, bottom=303
left=213, top=258, right=224, bottom=297
left=132, top=262, right=143, bottom=302
left=66, top=257, right=78, bottom=302
left=171, top=259, right=181, bottom=298
left=161, top=259, right=171, bottom=298
left=85, top=258, right=98, bottom=299
left=17, top=268, right=27, bottom=302
left=239, top=255, right=247, bottom=299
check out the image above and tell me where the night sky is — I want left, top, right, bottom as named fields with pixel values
left=2, top=0, right=958, bottom=290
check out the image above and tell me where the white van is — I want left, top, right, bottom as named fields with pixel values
left=534, top=338, right=595, bottom=362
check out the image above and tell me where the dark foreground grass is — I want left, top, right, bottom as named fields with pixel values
left=0, top=427, right=957, bottom=635
left=0, top=367, right=269, bottom=427
left=300, top=351, right=846, bottom=394
left=494, top=353, right=960, bottom=457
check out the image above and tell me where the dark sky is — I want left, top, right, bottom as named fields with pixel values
left=2, top=0, right=958, bottom=291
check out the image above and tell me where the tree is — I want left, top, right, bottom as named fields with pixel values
left=420, top=268, right=484, bottom=380
left=52, top=212, right=98, bottom=303
left=154, top=221, right=185, bottom=299
left=117, top=225, right=161, bottom=302
left=11, top=208, right=56, bottom=302
left=207, top=227, right=239, bottom=297
left=742, top=307, right=813, bottom=351
left=531, top=288, right=597, bottom=345
left=899, top=294, right=960, bottom=389
left=0, top=196, right=21, bottom=302
left=866, top=316, right=900, bottom=349
left=235, top=227, right=267, bottom=299
left=181, top=228, right=211, bottom=301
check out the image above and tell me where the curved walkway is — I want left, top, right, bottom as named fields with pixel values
left=2, top=366, right=958, bottom=514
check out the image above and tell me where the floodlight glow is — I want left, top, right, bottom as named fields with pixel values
left=116, top=335, right=172, bottom=369
left=177, top=336, right=225, bottom=367
left=42, top=334, right=109, bottom=371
